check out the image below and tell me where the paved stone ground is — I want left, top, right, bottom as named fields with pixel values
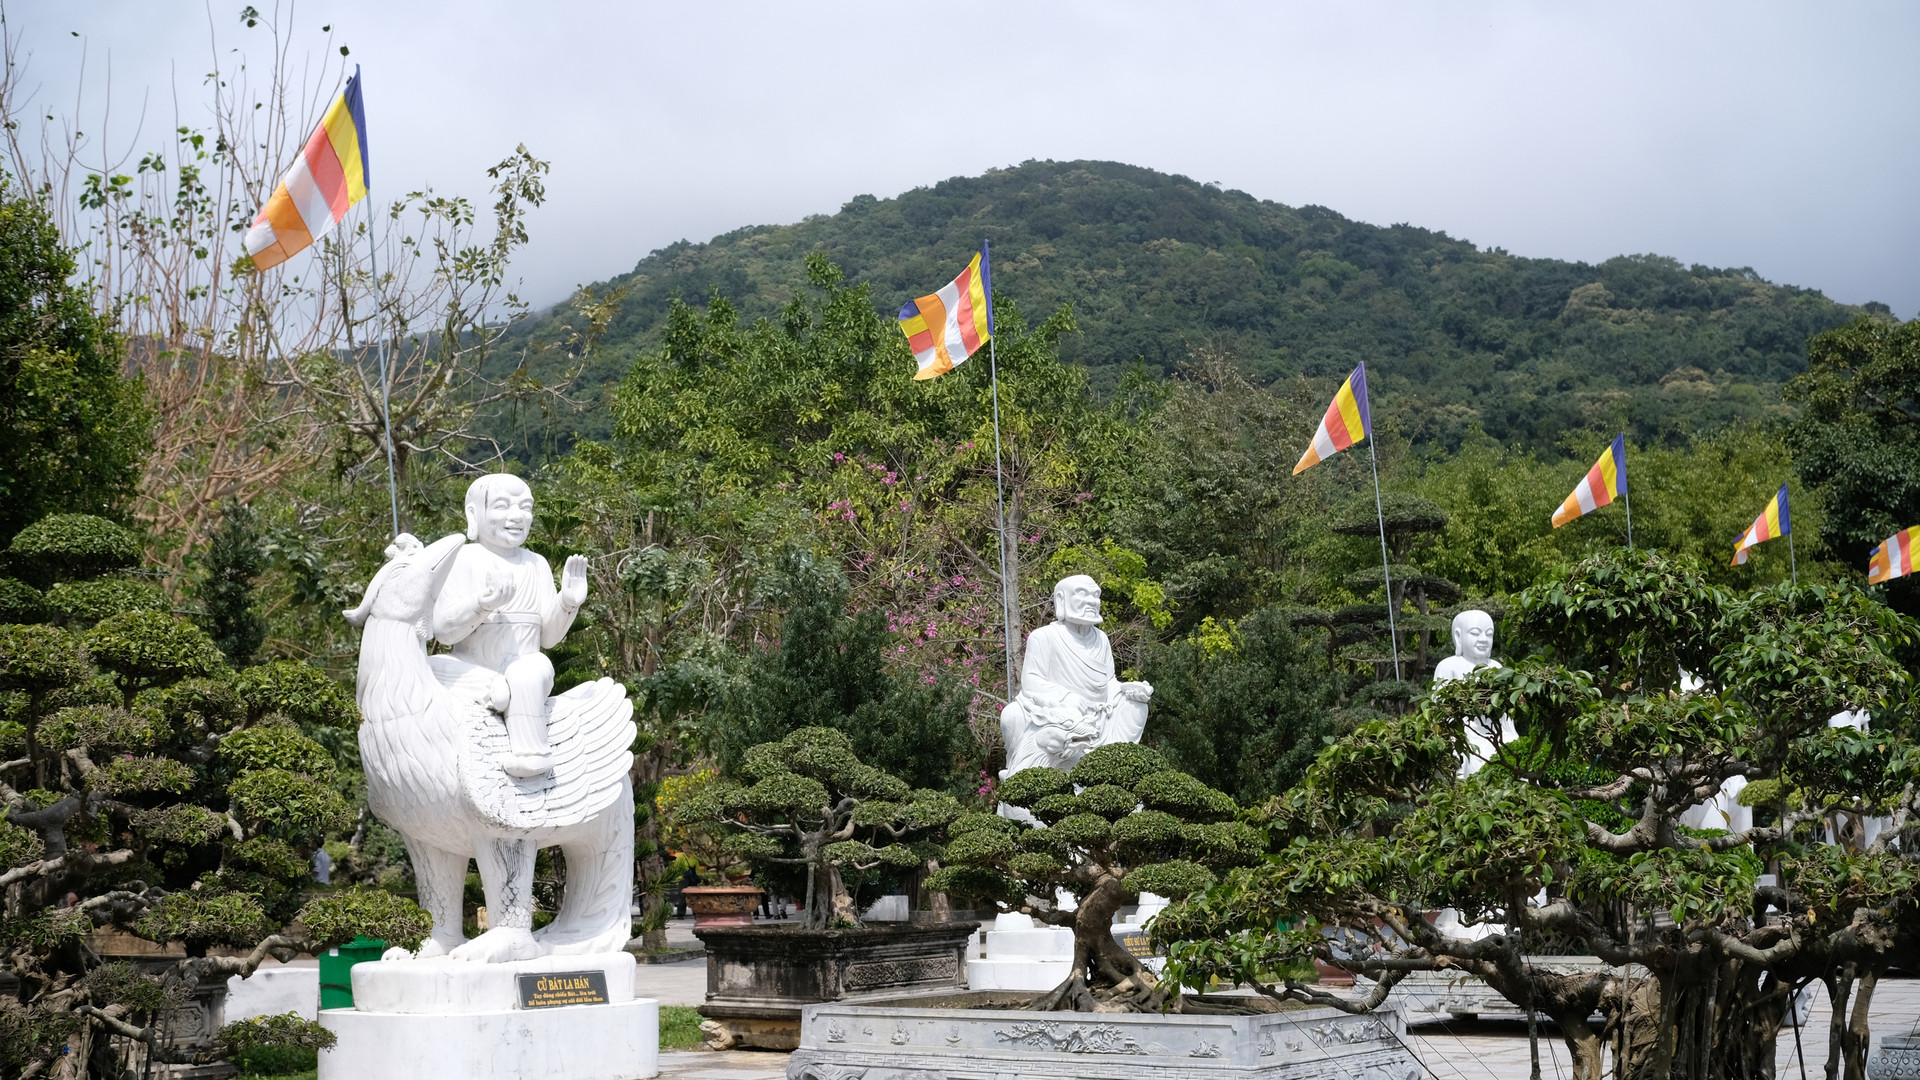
left=1401, top=977, right=1920, bottom=1079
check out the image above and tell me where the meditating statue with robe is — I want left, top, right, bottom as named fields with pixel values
left=999, top=575, right=1153, bottom=778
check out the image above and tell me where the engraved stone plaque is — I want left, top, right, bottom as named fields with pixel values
left=517, top=969, right=610, bottom=1008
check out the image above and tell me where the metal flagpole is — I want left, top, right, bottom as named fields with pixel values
left=1367, top=435, right=1401, bottom=682
left=364, top=201, right=400, bottom=538
left=1789, top=528, right=1798, bottom=587
left=1622, top=437, right=1634, bottom=551
left=988, top=320, right=1014, bottom=703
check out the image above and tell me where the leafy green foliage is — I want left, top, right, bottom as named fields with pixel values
left=43, top=577, right=168, bottom=625
left=85, top=610, right=223, bottom=706
left=0, top=171, right=150, bottom=541
left=513, top=160, right=1862, bottom=458
left=230, top=660, right=357, bottom=728
left=1141, top=607, right=1339, bottom=803
left=297, top=887, right=432, bottom=950
left=228, top=768, right=352, bottom=837
left=0, top=577, right=47, bottom=622
left=135, top=891, right=274, bottom=951
left=89, top=755, right=196, bottom=796
left=219, top=1011, right=337, bottom=1055
left=0, top=623, right=89, bottom=697
left=937, top=740, right=1251, bottom=1000
left=7, top=514, right=143, bottom=586
left=219, top=726, right=337, bottom=781
left=198, top=505, right=269, bottom=668
left=701, top=727, right=958, bottom=929
left=1159, top=544, right=1918, bottom=1064
left=711, top=569, right=971, bottom=791
left=1785, top=317, right=1920, bottom=607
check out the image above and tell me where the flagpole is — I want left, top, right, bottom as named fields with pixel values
left=1789, top=529, right=1798, bottom=587
left=1367, top=436, right=1401, bottom=682
left=988, top=330, right=1014, bottom=703
left=364, top=201, right=400, bottom=538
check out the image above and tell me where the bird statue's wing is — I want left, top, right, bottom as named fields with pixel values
left=456, top=677, right=636, bottom=832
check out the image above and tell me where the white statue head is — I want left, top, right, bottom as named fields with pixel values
left=465, top=474, right=533, bottom=552
left=1451, top=609, right=1495, bottom=666
left=1052, top=575, right=1103, bottom=627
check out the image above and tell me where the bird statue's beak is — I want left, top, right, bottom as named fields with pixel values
left=423, top=532, right=467, bottom=593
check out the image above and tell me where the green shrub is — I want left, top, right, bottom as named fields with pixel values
left=44, top=577, right=166, bottom=624
left=232, top=661, right=358, bottom=728
left=6, top=514, right=140, bottom=585
left=0, top=578, right=46, bottom=622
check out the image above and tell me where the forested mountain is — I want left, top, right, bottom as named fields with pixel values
left=516, top=159, right=1866, bottom=457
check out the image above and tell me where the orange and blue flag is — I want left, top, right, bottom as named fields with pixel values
left=1732, top=484, right=1791, bottom=566
left=899, top=245, right=992, bottom=380
left=1551, top=434, right=1628, bottom=528
left=244, top=67, right=369, bottom=271
left=1868, top=526, right=1920, bottom=584
left=1292, top=363, right=1372, bottom=474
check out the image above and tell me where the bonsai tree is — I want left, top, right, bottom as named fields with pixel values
left=657, top=768, right=750, bottom=883
left=1155, top=549, right=1920, bottom=1080
left=931, top=741, right=1262, bottom=1012
left=691, top=726, right=958, bottom=930
left=0, top=513, right=423, bottom=1079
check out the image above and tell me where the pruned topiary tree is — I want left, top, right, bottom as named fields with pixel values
left=0, top=513, right=409, bottom=1079
left=688, top=726, right=958, bottom=930
left=930, top=741, right=1262, bottom=1012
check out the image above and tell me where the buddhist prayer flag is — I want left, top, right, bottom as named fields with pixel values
left=1868, top=526, right=1920, bottom=585
left=1551, top=434, right=1628, bottom=528
left=899, top=245, right=992, bottom=380
left=1292, top=363, right=1372, bottom=475
left=244, top=68, right=369, bottom=271
left=1731, top=484, right=1791, bottom=566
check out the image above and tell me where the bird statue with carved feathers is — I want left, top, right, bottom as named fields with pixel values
left=345, top=530, right=636, bottom=962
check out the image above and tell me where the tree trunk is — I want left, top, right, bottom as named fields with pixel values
left=1842, top=969, right=1878, bottom=1080
left=802, top=850, right=850, bottom=931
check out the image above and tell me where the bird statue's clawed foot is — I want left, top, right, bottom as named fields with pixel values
left=502, top=753, right=555, bottom=778
left=410, top=934, right=465, bottom=959
left=450, top=926, right=543, bottom=963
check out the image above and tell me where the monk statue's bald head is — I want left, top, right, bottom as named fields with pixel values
left=1052, top=574, right=1103, bottom=627
left=464, top=474, right=534, bottom=552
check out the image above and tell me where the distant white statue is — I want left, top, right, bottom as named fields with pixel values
left=1433, top=609, right=1514, bottom=778
left=999, top=575, right=1153, bottom=777
left=346, top=475, right=636, bottom=963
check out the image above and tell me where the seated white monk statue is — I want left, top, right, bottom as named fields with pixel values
left=1433, top=608, right=1514, bottom=778
left=431, top=475, right=589, bottom=778
left=1000, top=575, right=1153, bottom=778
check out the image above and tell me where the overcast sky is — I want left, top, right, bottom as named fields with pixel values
left=12, top=1, right=1920, bottom=314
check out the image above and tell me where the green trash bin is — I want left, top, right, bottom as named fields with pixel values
left=318, top=935, right=386, bottom=1010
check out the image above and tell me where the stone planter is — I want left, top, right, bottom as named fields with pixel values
left=684, top=884, right=765, bottom=927
left=1871, top=1034, right=1920, bottom=1080
left=787, top=994, right=1421, bottom=1080
left=695, top=921, right=978, bottom=1051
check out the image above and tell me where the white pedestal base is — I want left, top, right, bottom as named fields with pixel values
left=967, top=956, right=1074, bottom=990
left=226, top=962, right=319, bottom=1022
left=969, top=913, right=1075, bottom=991
left=318, top=997, right=659, bottom=1080
left=349, top=951, right=637, bottom=1013
left=321, top=953, right=656, bottom=1080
